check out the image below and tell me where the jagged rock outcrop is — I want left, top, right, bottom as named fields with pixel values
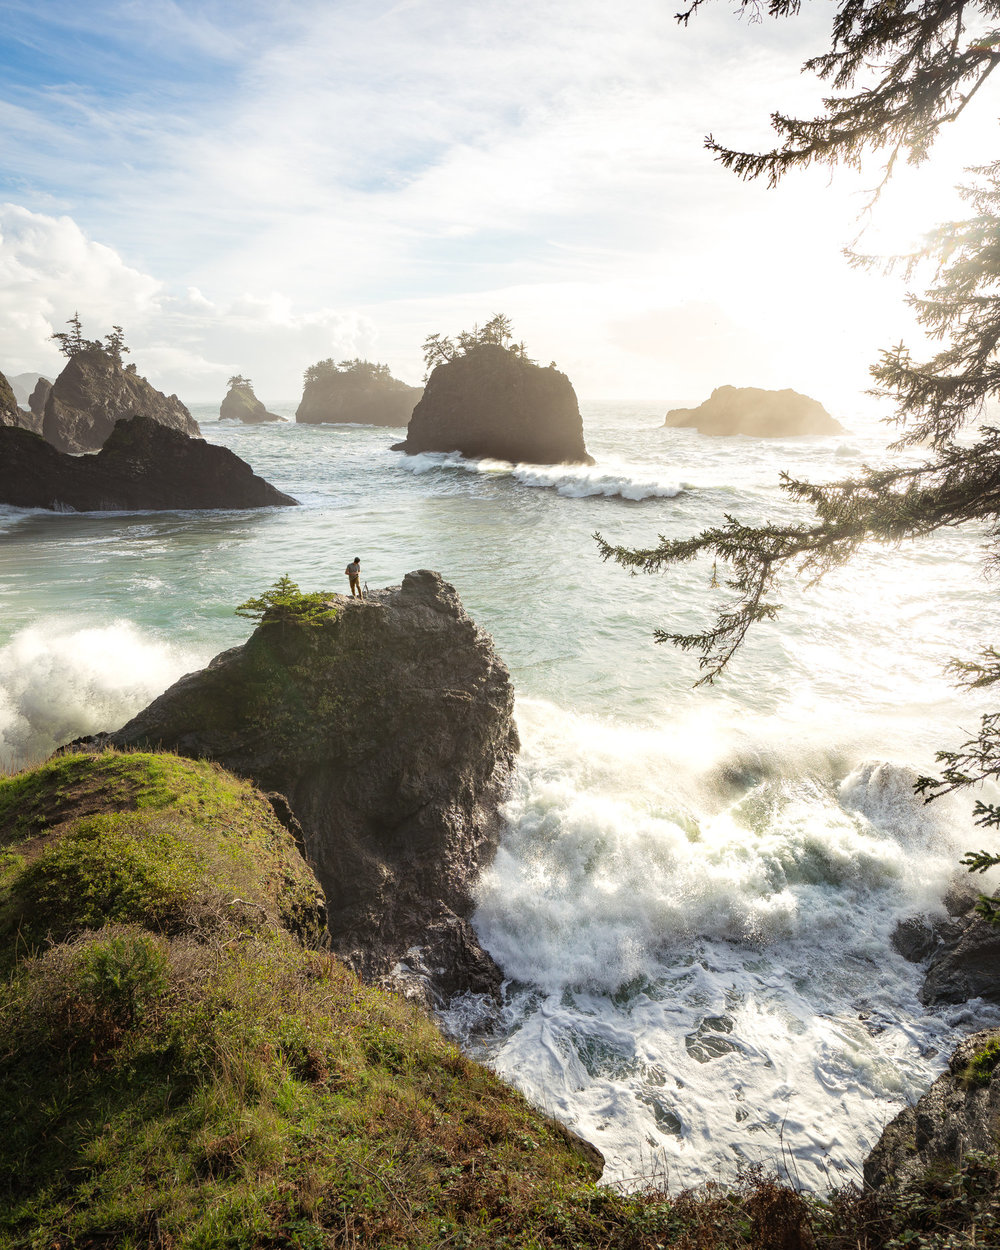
left=296, top=359, right=422, bottom=427
left=69, top=570, right=519, bottom=1007
left=43, top=348, right=200, bottom=453
left=0, top=369, right=20, bottom=426
left=0, top=414, right=297, bottom=511
left=864, top=1028, right=1000, bottom=1191
left=664, top=385, right=845, bottom=438
left=920, top=909, right=1000, bottom=1005
left=394, top=345, right=593, bottom=464
left=8, top=371, right=49, bottom=407
left=220, top=379, right=285, bottom=424
left=28, top=376, right=52, bottom=419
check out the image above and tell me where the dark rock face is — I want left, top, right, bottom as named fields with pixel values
left=921, top=909, right=1000, bottom=1005
left=220, top=381, right=285, bottom=424
left=864, top=1028, right=1000, bottom=1191
left=8, top=371, right=49, bottom=407
left=664, top=385, right=845, bottom=438
left=43, top=348, right=201, bottom=453
left=73, top=570, right=519, bottom=1007
left=394, top=345, right=593, bottom=464
left=296, top=363, right=421, bottom=427
left=0, top=414, right=298, bottom=511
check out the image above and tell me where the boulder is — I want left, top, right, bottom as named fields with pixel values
left=920, top=907, right=1000, bottom=1005
left=664, top=385, right=845, bottom=438
left=220, top=379, right=285, bottom=424
left=0, top=414, right=297, bottom=511
left=43, top=347, right=200, bottom=453
left=296, top=359, right=422, bottom=427
left=864, top=1028, right=1000, bottom=1192
left=68, top=570, right=518, bottom=1008
left=394, top=344, right=593, bottom=464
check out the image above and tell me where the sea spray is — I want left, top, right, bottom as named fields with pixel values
left=395, top=450, right=684, bottom=501
left=0, top=619, right=206, bottom=769
left=447, top=698, right=1000, bottom=1192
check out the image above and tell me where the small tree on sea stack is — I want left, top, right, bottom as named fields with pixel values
left=421, top=313, right=531, bottom=377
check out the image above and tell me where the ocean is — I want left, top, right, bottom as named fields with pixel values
left=2, top=399, right=998, bottom=1193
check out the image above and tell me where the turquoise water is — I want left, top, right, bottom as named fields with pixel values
left=2, top=401, right=998, bottom=1190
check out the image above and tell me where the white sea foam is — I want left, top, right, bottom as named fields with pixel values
left=445, top=699, right=1000, bottom=1193
left=0, top=619, right=204, bottom=769
left=395, top=450, right=683, bottom=500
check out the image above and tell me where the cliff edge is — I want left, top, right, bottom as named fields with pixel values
left=79, top=570, right=519, bottom=1006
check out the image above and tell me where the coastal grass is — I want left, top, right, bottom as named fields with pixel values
left=0, top=750, right=997, bottom=1248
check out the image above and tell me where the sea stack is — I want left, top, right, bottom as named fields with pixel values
left=296, top=358, right=422, bottom=427
left=0, top=414, right=298, bottom=511
left=73, top=570, right=518, bottom=1007
left=220, top=375, right=285, bottom=423
left=396, top=344, right=593, bottom=464
left=664, top=385, right=844, bottom=438
left=43, top=347, right=200, bottom=453
left=0, top=368, right=21, bottom=427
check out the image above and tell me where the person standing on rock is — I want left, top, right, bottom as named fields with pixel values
left=345, top=556, right=362, bottom=598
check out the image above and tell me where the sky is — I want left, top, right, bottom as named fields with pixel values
left=1, top=0, right=997, bottom=410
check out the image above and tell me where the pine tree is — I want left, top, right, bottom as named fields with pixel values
left=598, top=0, right=1000, bottom=914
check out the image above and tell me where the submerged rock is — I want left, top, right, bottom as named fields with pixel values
left=72, top=570, right=519, bottom=1007
left=664, top=385, right=844, bottom=438
left=0, top=414, right=297, bottom=511
left=220, top=377, right=285, bottom=424
left=43, top=347, right=200, bottom=453
left=296, top=358, right=422, bottom=427
left=394, top=344, right=593, bottom=464
left=864, top=1028, right=1000, bottom=1191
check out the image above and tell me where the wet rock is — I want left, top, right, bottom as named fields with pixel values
left=66, top=570, right=519, bottom=1006
left=43, top=347, right=200, bottom=453
left=921, top=909, right=1000, bottom=1005
left=394, top=344, right=593, bottom=465
left=0, top=414, right=297, bottom=511
left=664, top=385, right=844, bottom=438
left=864, top=1028, right=1000, bottom=1191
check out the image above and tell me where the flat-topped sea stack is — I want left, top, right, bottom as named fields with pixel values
left=0, top=414, right=297, bottom=511
left=74, top=570, right=518, bottom=1007
left=43, top=347, right=200, bottom=453
left=395, top=344, right=593, bottom=464
left=296, top=357, right=422, bottom=427
left=220, top=375, right=285, bottom=423
left=665, top=384, right=844, bottom=438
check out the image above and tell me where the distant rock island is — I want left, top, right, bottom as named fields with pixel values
left=664, top=385, right=845, bottom=438
left=296, top=358, right=422, bottom=426
left=394, top=315, right=593, bottom=464
left=41, top=317, right=200, bottom=453
left=220, top=374, right=285, bottom=423
left=0, top=414, right=297, bottom=511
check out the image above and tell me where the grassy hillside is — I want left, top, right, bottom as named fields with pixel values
left=0, top=751, right=995, bottom=1248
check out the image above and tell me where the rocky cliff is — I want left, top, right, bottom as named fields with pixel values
left=43, top=348, right=200, bottom=453
left=394, top=345, right=593, bottom=464
left=0, top=368, right=20, bottom=425
left=864, top=1028, right=1000, bottom=1192
left=220, top=379, right=285, bottom=423
left=0, top=414, right=297, bottom=511
left=74, top=570, right=519, bottom=1007
left=296, top=359, right=422, bottom=427
left=664, top=385, right=845, bottom=438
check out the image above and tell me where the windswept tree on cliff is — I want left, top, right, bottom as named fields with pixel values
left=598, top=0, right=1000, bottom=916
left=421, top=314, right=531, bottom=376
left=52, top=314, right=131, bottom=366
